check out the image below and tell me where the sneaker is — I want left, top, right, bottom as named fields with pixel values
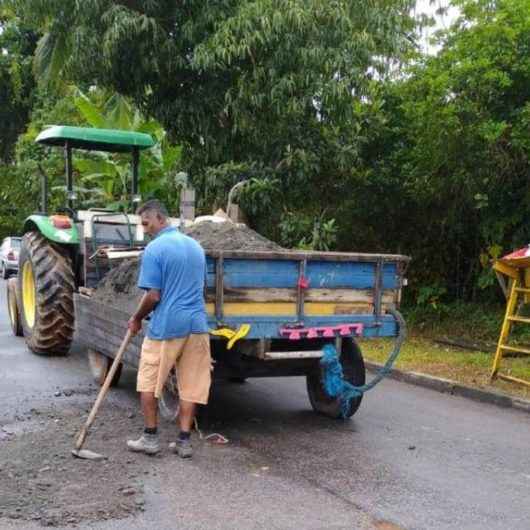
left=127, top=433, right=160, bottom=455
left=169, top=438, right=193, bottom=458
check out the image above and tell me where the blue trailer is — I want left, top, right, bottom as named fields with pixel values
left=4, top=125, right=410, bottom=419
left=75, top=247, right=409, bottom=419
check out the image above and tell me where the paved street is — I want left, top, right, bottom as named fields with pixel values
left=1, top=278, right=529, bottom=530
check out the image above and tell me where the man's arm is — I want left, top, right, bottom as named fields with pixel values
left=127, top=289, right=161, bottom=335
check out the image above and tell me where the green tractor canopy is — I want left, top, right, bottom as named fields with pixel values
left=36, top=125, right=155, bottom=210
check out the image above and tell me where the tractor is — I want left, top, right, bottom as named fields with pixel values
left=7, top=125, right=159, bottom=355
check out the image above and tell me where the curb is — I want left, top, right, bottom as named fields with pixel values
left=365, top=361, right=530, bottom=414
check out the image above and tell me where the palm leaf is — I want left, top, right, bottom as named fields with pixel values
left=76, top=157, right=117, bottom=176
left=104, top=94, right=134, bottom=130
left=33, top=30, right=69, bottom=85
left=74, top=91, right=106, bottom=128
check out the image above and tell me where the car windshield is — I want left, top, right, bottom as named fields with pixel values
left=10, top=238, right=21, bottom=249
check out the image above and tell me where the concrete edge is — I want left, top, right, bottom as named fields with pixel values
left=365, top=361, right=530, bottom=414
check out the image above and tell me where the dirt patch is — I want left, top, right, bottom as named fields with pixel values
left=92, top=220, right=284, bottom=314
left=0, top=400, right=148, bottom=527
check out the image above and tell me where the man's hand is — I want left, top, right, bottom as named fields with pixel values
left=128, top=289, right=160, bottom=336
left=128, top=316, right=142, bottom=336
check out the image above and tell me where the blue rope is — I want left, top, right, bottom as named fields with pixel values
left=320, top=308, right=406, bottom=418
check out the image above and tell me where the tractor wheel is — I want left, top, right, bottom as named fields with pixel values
left=18, top=231, right=75, bottom=355
left=306, top=338, right=366, bottom=419
left=7, top=277, right=23, bottom=336
left=87, top=349, right=123, bottom=386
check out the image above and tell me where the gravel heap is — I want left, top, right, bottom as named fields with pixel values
left=183, top=221, right=283, bottom=251
left=91, top=221, right=283, bottom=314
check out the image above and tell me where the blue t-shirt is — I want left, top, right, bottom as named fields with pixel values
left=138, top=226, right=209, bottom=339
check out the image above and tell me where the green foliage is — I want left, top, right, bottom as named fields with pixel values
left=239, top=177, right=280, bottom=217
left=403, top=300, right=504, bottom=342
left=4, top=86, right=183, bottom=234
left=416, top=284, right=448, bottom=315
left=0, top=163, right=40, bottom=239
left=0, top=87, right=79, bottom=240
left=335, top=0, right=530, bottom=301
left=8, top=0, right=416, bottom=249
left=194, top=161, right=281, bottom=233
left=69, top=88, right=184, bottom=213
left=5, top=0, right=530, bottom=307
left=279, top=211, right=337, bottom=251
left=0, top=9, right=38, bottom=162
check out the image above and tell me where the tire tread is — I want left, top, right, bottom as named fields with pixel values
left=18, top=231, right=75, bottom=355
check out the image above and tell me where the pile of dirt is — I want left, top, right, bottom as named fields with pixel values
left=182, top=221, right=283, bottom=252
left=92, top=221, right=284, bottom=314
left=92, top=259, right=143, bottom=316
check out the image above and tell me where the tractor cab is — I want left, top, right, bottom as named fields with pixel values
left=36, top=125, right=153, bottom=211
left=10, top=125, right=179, bottom=355
left=30, top=125, right=175, bottom=288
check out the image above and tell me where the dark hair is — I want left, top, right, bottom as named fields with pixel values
left=136, top=200, right=168, bottom=219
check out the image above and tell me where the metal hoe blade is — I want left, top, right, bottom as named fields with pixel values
left=71, top=330, right=133, bottom=464
left=71, top=448, right=107, bottom=461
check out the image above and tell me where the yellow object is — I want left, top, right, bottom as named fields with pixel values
left=493, top=260, right=519, bottom=279
left=209, top=327, right=235, bottom=340
left=206, top=302, right=296, bottom=316
left=205, top=302, right=366, bottom=317
left=491, top=276, right=530, bottom=388
left=22, top=262, right=35, bottom=328
left=210, top=324, right=251, bottom=349
left=7, top=285, right=17, bottom=327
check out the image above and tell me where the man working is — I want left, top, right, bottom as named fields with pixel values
left=127, top=200, right=211, bottom=458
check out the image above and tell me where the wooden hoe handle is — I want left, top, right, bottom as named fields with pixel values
left=75, top=329, right=133, bottom=451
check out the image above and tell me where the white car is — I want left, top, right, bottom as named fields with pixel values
left=1, top=237, right=21, bottom=279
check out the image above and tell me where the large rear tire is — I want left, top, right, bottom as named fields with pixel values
left=306, top=338, right=366, bottom=419
left=18, top=231, right=75, bottom=355
left=7, top=277, right=23, bottom=336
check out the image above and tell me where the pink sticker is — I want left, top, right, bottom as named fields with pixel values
left=280, top=322, right=364, bottom=340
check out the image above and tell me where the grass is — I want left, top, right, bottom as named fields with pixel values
left=359, top=303, right=530, bottom=401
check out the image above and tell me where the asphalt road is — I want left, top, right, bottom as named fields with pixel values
left=1, top=278, right=529, bottom=530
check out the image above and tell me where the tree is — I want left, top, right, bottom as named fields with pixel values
left=347, top=0, right=530, bottom=300
left=0, top=7, right=38, bottom=162
left=10, top=0, right=416, bottom=242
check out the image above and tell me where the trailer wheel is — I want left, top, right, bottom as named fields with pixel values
left=306, top=338, right=366, bottom=419
left=87, top=349, right=122, bottom=386
left=18, top=231, right=75, bottom=355
left=7, top=277, right=23, bottom=336
left=159, top=369, right=180, bottom=421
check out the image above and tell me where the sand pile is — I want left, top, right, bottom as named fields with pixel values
left=182, top=221, right=282, bottom=251
left=91, top=221, right=283, bottom=314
